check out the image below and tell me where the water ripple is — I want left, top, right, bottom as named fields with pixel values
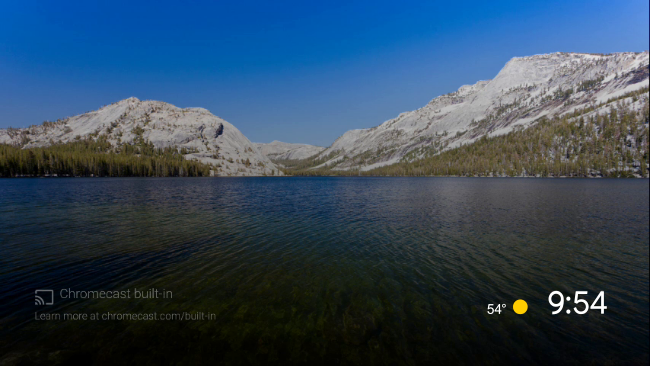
left=0, top=177, right=648, bottom=365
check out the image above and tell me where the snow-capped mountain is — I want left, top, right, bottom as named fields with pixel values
left=255, top=141, right=325, bottom=160
left=312, top=51, right=649, bottom=171
left=0, top=97, right=281, bottom=176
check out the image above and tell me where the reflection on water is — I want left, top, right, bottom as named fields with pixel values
left=0, top=177, right=648, bottom=365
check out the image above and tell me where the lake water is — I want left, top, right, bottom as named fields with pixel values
left=0, top=178, right=648, bottom=365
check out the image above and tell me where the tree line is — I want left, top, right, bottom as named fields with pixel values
left=0, top=137, right=212, bottom=177
left=284, top=95, right=649, bottom=178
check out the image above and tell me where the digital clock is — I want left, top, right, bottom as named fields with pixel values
left=548, top=291, right=607, bottom=315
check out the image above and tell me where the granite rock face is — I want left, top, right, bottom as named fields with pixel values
left=0, top=98, right=282, bottom=176
left=310, top=52, right=649, bottom=171
left=255, top=141, right=325, bottom=161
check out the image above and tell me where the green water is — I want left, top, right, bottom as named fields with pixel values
left=0, top=177, right=648, bottom=365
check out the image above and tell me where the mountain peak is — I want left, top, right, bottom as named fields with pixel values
left=313, top=51, right=649, bottom=172
left=117, top=97, right=140, bottom=104
left=0, top=97, right=282, bottom=176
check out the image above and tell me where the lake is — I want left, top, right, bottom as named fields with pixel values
left=0, top=177, right=648, bottom=365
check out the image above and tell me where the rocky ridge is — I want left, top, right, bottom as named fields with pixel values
left=0, top=98, right=282, bottom=176
left=311, top=51, right=649, bottom=171
left=255, top=141, right=325, bottom=161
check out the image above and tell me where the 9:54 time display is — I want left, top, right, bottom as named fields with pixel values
left=548, top=291, right=606, bottom=315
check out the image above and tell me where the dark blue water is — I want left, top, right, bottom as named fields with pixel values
left=0, top=178, right=648, bottom=365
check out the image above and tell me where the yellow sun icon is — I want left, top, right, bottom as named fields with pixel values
left=513, top=300, right=528, bottom=314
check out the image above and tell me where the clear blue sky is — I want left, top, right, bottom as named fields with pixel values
left=1, top=0, right=648, bottom=146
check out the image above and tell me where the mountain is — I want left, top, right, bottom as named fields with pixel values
left=305, top=51, right=649, bottom=172
left=2, top=51, right=647, bottom=178
left=0, top=98, right=282, bottom=176
left=255, top=141, right=325, bottom=160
